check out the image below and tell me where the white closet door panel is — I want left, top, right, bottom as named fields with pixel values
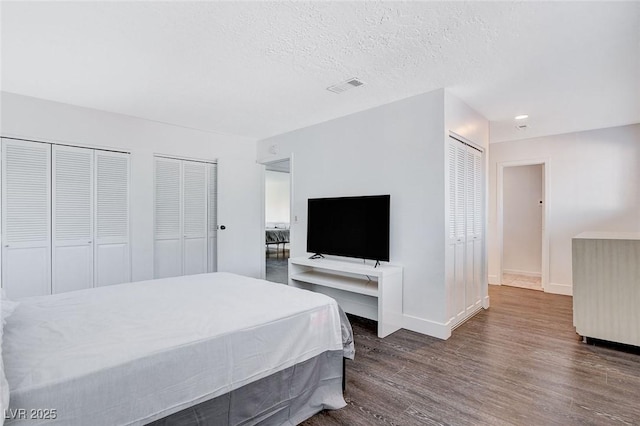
left=473, top=238, right=483, bottom=306
left=207, top=163, right=218, bottom=272
left=183, top=161, right=207, bottom=238
left=1, top=139, right=51, bottom=298
left=154, top=157, right=182, bottom=278
left=96, top=243, right=129, bottom=286
left=52, top=145, right=94, bottom=294
left=455, top=143, right=466, bottom=240
left=3, top=247, right=50, bottom=298
left=465, top=241, right=475, bottom=311
left=208, top=236, right=217, bottom=273
left=453, top=243, right=466, bottom=321
left=184, top=239, right=207, bottom=275
left=465, top=147, right=475, bottom=239
left=154, top=240, right=182, bottom=278
left=182, top=161, right=207, bottom=275
left=473, top=150, right=483, bottom=238
left=445, top=244, right=456, bottom=321
left=54, top=247, right=93, bottom=293
left=155, top=158, right=182, bottom=239
left=447, top=141, right=457, bottom=243
left=470, top=149, right=483, bottom=310
left=95, top=151, right=130, bottom=286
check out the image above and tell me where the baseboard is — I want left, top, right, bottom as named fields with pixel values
left=546, top=282, right=572, bottom=296
left=402, top=314, right=451, bottom=340
left=482, top=295, right=490, bottom=309
left=488, top=274, right=500, bottom=285
left=503, top=269, right=542, bottom=278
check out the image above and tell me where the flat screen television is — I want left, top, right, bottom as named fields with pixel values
left=307, top=195, right=390, bottom=262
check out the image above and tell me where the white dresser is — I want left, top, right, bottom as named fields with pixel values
left=572, top=232, right=640, bottom=346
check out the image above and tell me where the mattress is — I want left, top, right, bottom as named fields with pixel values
left=3, top=272, right=344, bottom=425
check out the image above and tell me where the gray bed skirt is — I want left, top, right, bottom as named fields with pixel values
left=148, top=349, right=345, bottom=426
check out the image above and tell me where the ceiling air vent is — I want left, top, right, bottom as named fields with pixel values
left=327, top=78, right=365, bottom=94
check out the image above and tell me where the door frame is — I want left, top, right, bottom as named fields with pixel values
left=496, top=159, right=549, bottom=291
left=258, top=154, right=293, bottom=280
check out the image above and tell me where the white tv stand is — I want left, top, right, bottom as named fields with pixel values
left=288, top=256, right=403, bottom=338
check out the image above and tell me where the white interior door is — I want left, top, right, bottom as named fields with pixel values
left=217, top=159, right=262, bottom=275
left=182, top=161, right=208, bottom=275
left=154, top=157, right=183, bottom=278
left=52, top=145, right=94, bottom=294
left=1, top=139, right=51, bottom=298
left=95, top=151, right=130, bottom=286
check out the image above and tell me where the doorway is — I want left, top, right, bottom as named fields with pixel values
left=498, top=160, right=548, bottom=291
left=263, top=159, right=291, bottom=284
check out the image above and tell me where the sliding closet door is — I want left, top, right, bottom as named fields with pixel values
left=95, top=151, right=130, bottom=286
left=182, top=161, right=208, bottom=275
left=207, top=163, right=218, bottom=273
left=52, top=145, right=94, bottom=294
left=154, top=157, right=183, bottom=278
left=1, top=139, right=51, bottom=299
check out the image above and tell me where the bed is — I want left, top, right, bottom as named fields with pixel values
left=1, top=272, right=353, bottom=425
left=266, top=228, right=290, bottom=257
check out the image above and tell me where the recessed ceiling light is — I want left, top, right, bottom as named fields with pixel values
left=514, top=114, right=529, bottom=120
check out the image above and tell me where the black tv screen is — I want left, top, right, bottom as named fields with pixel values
left=307, top=195, right=390, bottom=262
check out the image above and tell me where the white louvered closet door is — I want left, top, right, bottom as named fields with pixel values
left=207, top=163, right=218, bottom=272
left=446, top=137, right=484, bottom=326
left=182, top=161, right=208, bottom=275
left=154, top=157, right=183, bottom=278
left=1, top=139, right=51, bottom=299
left=52, top=145, right=94, bottom=294
left=471, top=148, right=484, bottom=310
left=453, top=140, right=467, bottom=321
left=95, top=151, right=131, bottom=287
left=464, top=146, right=479, bottom=312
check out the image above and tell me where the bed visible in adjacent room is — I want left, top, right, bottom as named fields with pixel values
left=1, top=273, right=353, bottom=425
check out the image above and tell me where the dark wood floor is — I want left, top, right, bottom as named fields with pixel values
left=304, top=285, right=640, bottom=425
left=265, top=248, right=289, bottom=284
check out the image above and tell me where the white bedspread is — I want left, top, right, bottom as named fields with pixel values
left=3, top=273, right=344, bottom=425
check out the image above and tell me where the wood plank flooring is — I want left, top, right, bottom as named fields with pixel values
left=502, top=273, right=542, bottom=291
left=303, top=285, right=640, bottom=425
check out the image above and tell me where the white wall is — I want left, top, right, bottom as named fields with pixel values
left=488, top=124, right=640, bottom=294
left=445, top=91, right=490, bottom=148
left=265, top=170, right=290, bottom=224
left=503, top=165, right=543, bottom=276
left=0, top=92, right=263, bottom=281
left=257, top=89, right=489, bottom=338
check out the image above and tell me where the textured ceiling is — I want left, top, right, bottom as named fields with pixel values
left=1, top=1, right=639, bottom=142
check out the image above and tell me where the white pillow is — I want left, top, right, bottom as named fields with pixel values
left=1, top=290, right=19, bottom=426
